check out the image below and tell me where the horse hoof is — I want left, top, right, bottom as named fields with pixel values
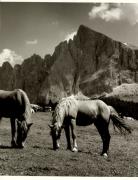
left=18, top=145, right=24, bottom=149
left=72, top=147, right=78, bottom=152
left=11, top=141, right=17, bottom=148
left=67, top=148, right=72, bottom=151
left=16, top=142, right=25, bottom=149
left=102, top=153, right=108, bottom=158
left=53, top=146, right=59, bottom=150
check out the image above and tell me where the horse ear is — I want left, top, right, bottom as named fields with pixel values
left=27, top=123, right=33, bottom=129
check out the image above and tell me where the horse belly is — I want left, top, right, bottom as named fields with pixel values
left=0, top=109, right=16, bottom=118
left=0, top=101, right=21, bottom=118
left=76, top=112, right=94, bottom=126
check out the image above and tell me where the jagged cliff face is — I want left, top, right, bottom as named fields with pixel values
left=0, top=25, right=138, bottom=104
left=40, top=42, right=76, bottom=103
left=0, top=62, right=13, bottom=90
left=0, top=55, right=50, bottom=103
left=43, top=25, right=138, bottom=101
left=73, top=26, right=138, bottom=95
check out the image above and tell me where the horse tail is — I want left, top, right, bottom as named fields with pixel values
left=17, top=89, right=32, bottom=124
left=109, top=106, right=132, bottom=135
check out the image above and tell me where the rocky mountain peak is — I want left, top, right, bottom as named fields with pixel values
left=2, top=61, right=13, bottom=71
left=0, top=25, right=138, bottom=104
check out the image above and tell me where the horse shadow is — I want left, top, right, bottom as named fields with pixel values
left=0, top=145, right=13, bottom=149
left=0, top=145, right=22, bottom=149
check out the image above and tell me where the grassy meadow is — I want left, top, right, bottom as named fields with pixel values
left=0, top=112, right=137, bottom=176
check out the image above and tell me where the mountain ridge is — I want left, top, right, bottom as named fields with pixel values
left=0, top=25, right=138, bottom=105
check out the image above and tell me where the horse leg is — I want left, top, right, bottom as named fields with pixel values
left=10, top=118, right=17, bottom=147
left=94, top=120, right=111, bottom=157
left=64, top=125, right=72, bottom=150
left=70, top=118, right=78, bottom=152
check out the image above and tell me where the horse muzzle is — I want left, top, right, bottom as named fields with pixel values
left=53, top=140, right=60, bottom=150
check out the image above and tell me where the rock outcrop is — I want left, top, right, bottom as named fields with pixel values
left=0, top=25, right=138, bottom=104
left=101, top=83, right=138, bottom=119
left=0, top=62, right=13, bottom=90
left=40, top=25, right=138, bottom=102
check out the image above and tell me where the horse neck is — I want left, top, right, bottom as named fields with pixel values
left=20, top=90, right=32, bottom=124
left=53, top=106, right=65, bottom=128
left=53, top=97, right=77, bottom=127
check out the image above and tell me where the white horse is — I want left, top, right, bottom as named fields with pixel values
left=49, top=95, right=132, bottom=157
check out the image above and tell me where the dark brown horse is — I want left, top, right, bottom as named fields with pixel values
left=0, top=89, right=33, bottom=148
left=49, top=95, right=132, bottom=157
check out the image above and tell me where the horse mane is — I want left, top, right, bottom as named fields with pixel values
left=17, top=89, right=32, bottom=124
left=52, top=95, right=77, bottom=126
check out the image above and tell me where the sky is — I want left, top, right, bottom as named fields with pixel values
left=0, top=2, right=138, bottom=66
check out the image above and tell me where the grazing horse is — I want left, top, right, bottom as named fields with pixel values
left=0, top=89, right=33, bottom=148
left=49, top=95, right=132, bottom=157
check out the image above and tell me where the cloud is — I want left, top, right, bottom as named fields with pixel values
left=65, top=31, right=77, bottom=42
left=26, top=39, right=38, bottom=45
left=0, top=49, right=23, bottom=67
left=88, top=3, right=138, bottom=25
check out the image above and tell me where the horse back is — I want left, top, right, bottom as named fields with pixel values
left=76, top=100, right=110, bottom=126
left=77, top=100, right=100, bottom=117
left=0, top=89, right=27, bottom=118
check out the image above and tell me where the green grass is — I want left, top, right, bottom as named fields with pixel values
left=0, top=112, right=137, bottom=176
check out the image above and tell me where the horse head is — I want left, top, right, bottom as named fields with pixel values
left=49, top=123, right=61, bottom=150
left=16, top=120, right=33, bottom=148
